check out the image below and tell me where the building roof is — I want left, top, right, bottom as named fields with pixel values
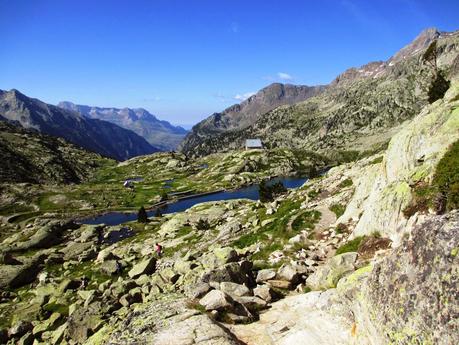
left=245, top=139, right=263, bottom=148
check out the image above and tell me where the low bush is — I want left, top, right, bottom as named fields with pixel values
left=335, top=236, right=365, bottom=255
left=338, top=178, right=353, bottom=188
left=329, top=203, right=346, bottom=218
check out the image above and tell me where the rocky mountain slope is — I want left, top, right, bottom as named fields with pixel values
left=0, top=76, right=458, bottom=344
left=181, top=28, right=459, bottom=157
left=0, top=118, right=111, bottom=184
left=179, top=83, right=326, bottom=153
left=58, top=102, right=187, bottom=151
left=0, top=89, right=159, bottom=161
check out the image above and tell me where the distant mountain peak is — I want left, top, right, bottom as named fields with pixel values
left=0, top=89, right=158, bottom=161
left=390, top=27, right=441, bottom=63
left=58, top=101, right=187, bottom=151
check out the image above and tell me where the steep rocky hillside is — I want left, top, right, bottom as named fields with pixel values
left=58, top=102, right=187, bottom=151
left=0, top=90, right=159, bottom=161
left=0, top=118, right=112, bottom=184
left=179, top=83, right=326, bottom=153
left=181, top=28, right=459, bottom=157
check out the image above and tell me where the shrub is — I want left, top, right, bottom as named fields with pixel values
left=428, top=72, right=450, bottom=104
left=329, top=203, right=346, bottom=218
left=335, top=236, right=365, bottom=255
left=335, top=223, right=348, bottom=234
left=432, top=139, right=459, bottom=211
left=137, top=206, right=148, bottom=223
left=338, top=178, right=353, bottom=188
left=259, top=180, right=287, bottom=202
left=160, top=191, right=168, bottom=201
left=196, top=219, right=210, bottom=230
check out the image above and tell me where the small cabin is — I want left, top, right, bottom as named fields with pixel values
left=245, top=139, right=263, bottom=150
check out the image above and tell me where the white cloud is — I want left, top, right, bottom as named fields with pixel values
left=277, top=72, right=293, bottom=81
left=234, top=92, right=256, bottom=101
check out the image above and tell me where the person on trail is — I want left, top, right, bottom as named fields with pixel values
left=115, top=261, right=122, bottom=275
left=155, top=243, right=163, bottom=257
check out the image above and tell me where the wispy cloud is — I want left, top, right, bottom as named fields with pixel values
left=277, top=72, right=293, bottom=81
left=234, top=92, right=255, bottom=101
left=230, top=22, right=239, bottom=33
left=263, top=72, right=295, bottom=82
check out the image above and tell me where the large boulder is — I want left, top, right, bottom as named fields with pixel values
left=276, top=263, right=303, bottom=286
left=107, top=295, right=240, bottom=344
left=128, top=257, right=157, bottom=279
left=220, top=282, right=250, bottom=297
left=256, top=269, right=276, bottom=283
left=306, top=252, right=358, bottom=290
left=199, top=290, right=231, bottom=311
left=62, top=241, right=96, bottom=261
left=13, top=221, right=78, bottom=251
left=0, top=255, right=45, bottom=289
left=201, top=262, right=252, bottom=286
left=67, top=303, right=104, bottom=343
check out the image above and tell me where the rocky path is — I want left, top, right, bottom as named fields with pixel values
left=229, top=291, right=354, bottom=345
left=312, top=205, right=337, bottom=234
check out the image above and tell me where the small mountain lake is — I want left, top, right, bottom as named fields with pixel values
left=80, top=176, right=308, bottom=226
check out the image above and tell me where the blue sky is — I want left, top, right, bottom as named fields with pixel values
left=1, top=0, right=458, bottom=127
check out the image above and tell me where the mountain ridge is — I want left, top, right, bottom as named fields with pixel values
left=58, top=101, right=188, bottom=151
left=0, top=89, right=159, bottom=161
left=179, top=82, right=326, bottom=152
left=180, top=28, right=459, bottom=157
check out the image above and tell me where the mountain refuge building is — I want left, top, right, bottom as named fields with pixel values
left=245, top=139, right=263, bottom=150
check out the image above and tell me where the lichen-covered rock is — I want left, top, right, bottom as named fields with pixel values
left=306, top=252, right=358, bottom=290
left=108, top=294, right=241, bottom=344
left=0, top=255, right=45, bottom=289
left=340, top=81, right=459, bottom=244
left=364, top=211, right=459, bottom=344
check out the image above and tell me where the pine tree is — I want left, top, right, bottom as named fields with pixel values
left=137, top=206, right=148, bottom=223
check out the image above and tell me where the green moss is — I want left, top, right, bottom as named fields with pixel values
left=335, top=236, right=365, bottom=255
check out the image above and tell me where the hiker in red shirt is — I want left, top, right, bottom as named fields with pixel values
left=155, top=243, right=163, bottom=257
